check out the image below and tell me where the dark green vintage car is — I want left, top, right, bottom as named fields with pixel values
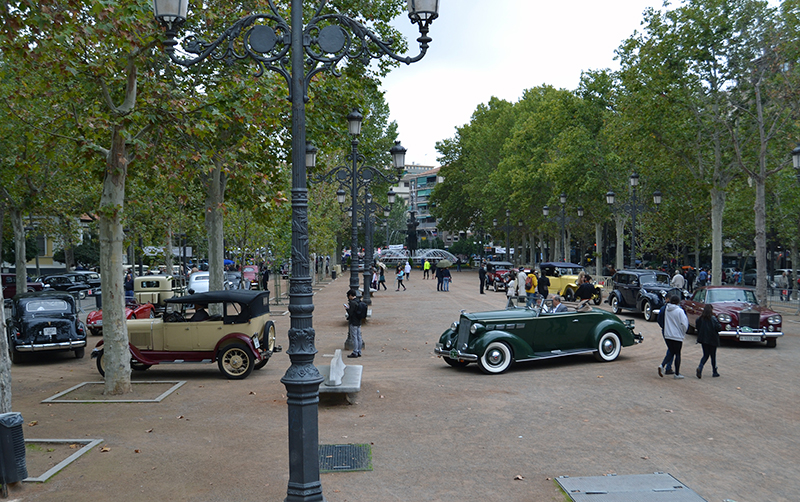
left=434, top=305, right=642, bottom=374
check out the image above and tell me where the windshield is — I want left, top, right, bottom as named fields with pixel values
left=706, top=289, right=758, bottom=304
left=638, top=273, right=670, bottom=285
left=25, top=299, right=71, bottom=313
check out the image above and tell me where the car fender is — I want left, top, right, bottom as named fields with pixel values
left=636, top=290, right=658, bottom=310
left=588, top=318, right=634, bottom=346
left=214, top=333, right=263, bottom=360
left=91, top=340, right=159, bottom=365
left=471, top=330, right=530, bottom=360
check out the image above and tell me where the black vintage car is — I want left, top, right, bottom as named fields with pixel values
left=607, top=269, right=683, bottom=322
left=5, top=291, right=88, bottom=363
left=41, top=273, right=94, bottom=297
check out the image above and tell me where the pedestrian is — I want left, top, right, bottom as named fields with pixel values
left=396, top=266, right=406, bottom=291
left=525, top=269, right=538, bottom=308
left=435, top=265, right=444, bottom=291
left=124, top=271, right=134, bottom=299
left=455, top=257, right=462, bottom=272
left=778, top=271, right=790, bottom=301
left=658, top=295, right=689, bottom=379
left=423, top=259, right=431, bottom=279
left=344, top=289, right=363, bottom=358
left=697, top=268, right=708, bottom=287
left=404, top=260, right=412, bottom=281
left=575, top=274, right=595, bottom=311
left=442, top=267, right=451, bottom=291
left=537, top=269, right=550, bottom=300
left=378, top=265, right=387, bottom=290
left=671, top=269, right=685, bottom=290
left=371, top=268, right=378, bottom=291
left=685, top=267, right=696, bottom=292
left=478, top=264, right=486, bottom=294
left=506, top=274, right=517, bottom=307
left=695, top=304, right=721, bottom=378
left=516, top=267, right=528, bottom=299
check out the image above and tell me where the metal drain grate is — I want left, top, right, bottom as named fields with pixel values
left=318, top=444, right=372, bottom=473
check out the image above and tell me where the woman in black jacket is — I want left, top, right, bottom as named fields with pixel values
left=696, top=304, right=721, bottom=378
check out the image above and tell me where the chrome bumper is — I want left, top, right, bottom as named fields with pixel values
left=16, top=340, right=87, bottom=352
left=719, top=329, right=783, bottom=340
left=633, top=333, right=644, bottom=344
left=434, top=343, right=478, bottom=362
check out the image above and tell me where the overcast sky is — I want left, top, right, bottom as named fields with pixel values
left=380, top=0, right=667, bottom=167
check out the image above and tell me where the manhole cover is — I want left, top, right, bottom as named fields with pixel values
left=557, top=473, right=707, bottom=501
left=318, top=444, right=372, bottom=473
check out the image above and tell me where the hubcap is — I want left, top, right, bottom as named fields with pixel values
left=602, top=338, right=615, bottom=355
left=488, top=349, right=503, bottom=365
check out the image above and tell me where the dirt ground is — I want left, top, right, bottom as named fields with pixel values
left=6, top=269, right=800, bottom=501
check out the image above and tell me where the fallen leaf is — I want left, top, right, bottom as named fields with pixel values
left=146, top=429, right=153, bottom=433
left=134, top=449, right=141, bottom=453
left=665, top=409, right=673, bottom=413
left=69, top=444, right=80, bottom=449
left=641, top=456, right=649, bottom=460
left=597, top=375, right=603, bottom=378
left=546, top=477, right=552, bottom=481
left=359, top=415, right=366, bottom=418
left=249, top=391, right=256, bottom=395
left=737, top=387, right=741, bottom=390
left=513, top=475, right=524, bottom=480
left=100, top=446, right=111, bottom=452
left=177, top=415, right=184, bottom=419
left=27, top=421, right=38, bottom=427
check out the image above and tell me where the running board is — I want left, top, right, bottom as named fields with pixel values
left=517, top=349, right=596, bottom=362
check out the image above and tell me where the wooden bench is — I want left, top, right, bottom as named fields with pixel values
left=318, top=349, right=362, bottom=404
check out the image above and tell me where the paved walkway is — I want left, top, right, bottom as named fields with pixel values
left=8, top=269, right=799, bottom=501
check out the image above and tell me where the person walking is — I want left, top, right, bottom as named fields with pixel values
left=516, top=267, right=528, bottom=299
left=695, top=304, right=721, bottom=378
left=404, top=260, right=412, bottom=281
left=537, top=270, right=550, bottom=300
left=778, top=271, right=790, bottom=301
left=423, top=259, right=431, bottom=279
left=659, top=295, right=689, bottom=379
left=344, top=289, right=363, bottom=358
left=697, top=268, right=708, bottom=287
left=575, top=274, right=595, bottom=311
left=478, top=264, right=486, bottom=294
left=506, top=274, right=517, bottom=307
left=396, top=266, right=407, bottom=291
left=378, top=265, right=387, bottom=290
left=435, top=265, right=444, bottom=291
left=525, top=269, right=538, bottom=308
left=442, top=267, right=451, bottom=291
left=671, top=269, right=686, bottom=290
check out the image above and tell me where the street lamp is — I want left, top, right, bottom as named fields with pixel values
left=317, top=110, right=406, bottom=306
left=153, top=2, right=438, bottom=500
left=542, top=194, right=580, bottom=262
left=792, top=143, right=800, bottom=183
left=493, top=209, right=513, bottom=263
left=606, top=172, right=662, bottom=268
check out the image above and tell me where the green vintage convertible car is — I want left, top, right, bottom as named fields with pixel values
left=434, top=304, right=642, bottom=374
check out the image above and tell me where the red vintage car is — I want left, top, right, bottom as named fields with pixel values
left=86, top=299, right=155, bottom=336
left=681, top=286, right=783, bottom=347
left=484, top=261, right=515, bottom=292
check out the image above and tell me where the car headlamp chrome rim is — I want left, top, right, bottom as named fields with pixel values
left=717, top=313, right=732, bottom=323
left=470, top=323, right=483, bottom=335
left=768, top=315, right=781, bottom=325
left=451, top=321, right=459, bottom=330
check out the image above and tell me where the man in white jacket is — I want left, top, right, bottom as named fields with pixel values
left=659, top=295, right=689, bottom=379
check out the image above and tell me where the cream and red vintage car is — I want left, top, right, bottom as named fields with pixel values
left=92, top=290, right=279, bottom=379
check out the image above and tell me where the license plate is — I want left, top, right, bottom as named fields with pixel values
left=253, top=337, right=260, bottom=349
left=43, top=327, right=57, bottom=336
left=739, top=335, right=762, bottom=342
left=95, top=320, right=103, bottom=326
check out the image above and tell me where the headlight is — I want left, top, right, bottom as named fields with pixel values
left=451, top=321, right=459, bottom=330
left=717, top=313, right=732, bottom=323
left=768, top=315, right=781, bottom=325
left=660, top=290, right=668, bottom=298
left=470, top=323, right=484, bottom=335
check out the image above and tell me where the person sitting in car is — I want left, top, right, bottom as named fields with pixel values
left=189, top=303, right=210, bottom=322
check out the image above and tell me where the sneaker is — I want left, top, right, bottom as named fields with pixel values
left=665, top=368, right=675, bottom=375
left=658, top=365, right=664, bottom=378
left=674, top=374, right=685, bottom=379
left=347, top=353, right=359, bottom=358
left=696, top=367, right=702, bottom=379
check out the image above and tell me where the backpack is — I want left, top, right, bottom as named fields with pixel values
left=356, top=301, right=368, bottom=320
left=524, top=275, right=533, bottom=290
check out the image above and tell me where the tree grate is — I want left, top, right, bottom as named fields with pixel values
left=318, top=444, right=372, bottom=473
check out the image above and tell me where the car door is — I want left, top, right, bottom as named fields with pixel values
left=621, top=273, right=639, bottom=308
left=682, top=289, right=705, bottom=327
left=535, top=310, right=590, bottom=352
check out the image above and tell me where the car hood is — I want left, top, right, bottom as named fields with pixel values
left=710, top=302, right=776, bottom=316
left=462, top=310, right=535, bottom=323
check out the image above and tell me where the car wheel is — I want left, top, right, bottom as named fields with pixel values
left=564, top=289, right=575, bottom=302
left=610, top=295, right=621, bottom=314
left=766, top=338, right=777, bottom=348
left=90, top=328, right=102, bottom=337
left=95, top=349, right=105, bottom=376
left=8, top=340, right=25, bottom=365
left=254, top=321, right=276, bottom=370
left=593, top=291, right=602, bottom=305
left=642, top=300, right=654, bottom=322
left=130, top=313, right=137, bottom=320
left=74, top=348, right=85, bottom=359
left=594, top=331, right=622, bottom=362
left=217, top=342, right=255, bottom=379
left=78, top=290, right=86, bottom=299
left=443, top=357, right=469, bottom=368
left=478, top=341, right=513, bottom=374
left=493, top=282, right=499, bottom=292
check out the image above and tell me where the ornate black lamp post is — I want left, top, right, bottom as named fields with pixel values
left=323, top=109, right=405, bottom=305
left=152, top=2, right=437, bottom=501
left=492, top=209, right=520, bottom=264
left=606, top=172, right=662, bottom=268
left=543, top=194, right=581, bottom=262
